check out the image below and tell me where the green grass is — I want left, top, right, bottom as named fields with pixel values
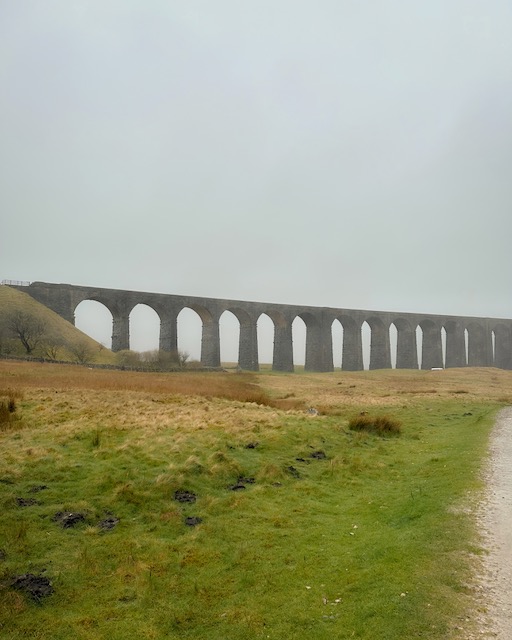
left=0, top=366, right=500, bottom=639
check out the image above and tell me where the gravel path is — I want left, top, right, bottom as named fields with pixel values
left=473, top=407, right=512, bottom=638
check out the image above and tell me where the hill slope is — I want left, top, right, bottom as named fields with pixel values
left=0, top=285, right=115, bottom=363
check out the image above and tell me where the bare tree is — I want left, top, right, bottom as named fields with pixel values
left=41, top=336, right=64, bottom=361
left=176, top=350, right=189, bottom=368
left=68, top=340, right=95, bottom=364
left=7, top=311, right=47, bottom=355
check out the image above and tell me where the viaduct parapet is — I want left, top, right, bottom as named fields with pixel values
left=11, top=281, right=512, bottom=372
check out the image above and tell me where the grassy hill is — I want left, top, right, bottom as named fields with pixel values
left=1, top=362, right=511, bottom=639
left=0, top=285, right=116, bottom=364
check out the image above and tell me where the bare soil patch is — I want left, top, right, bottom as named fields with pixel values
left=52, top=511, right=86, bottom=528
left=98, top=516, right=119, bottom=531
left=10, top=573, right=53, bottom=602
left=174, top=490, right=197, bottom=503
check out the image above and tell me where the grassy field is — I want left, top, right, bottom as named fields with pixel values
left=1, top=361, right=510, bottom=639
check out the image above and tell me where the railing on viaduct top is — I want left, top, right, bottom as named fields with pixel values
left=7, top=280, right=512, bottom=373
left=1, top=279, right=31, bottom=287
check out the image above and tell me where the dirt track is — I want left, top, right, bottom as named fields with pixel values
left=474, top=407, right=512, bottom=638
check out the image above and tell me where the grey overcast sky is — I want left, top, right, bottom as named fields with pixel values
left=1, top=1, right=512, bottom=358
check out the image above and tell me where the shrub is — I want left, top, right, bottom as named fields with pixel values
left=115, top=350, right=142, bottom=368
left=68, top=340, right=96, bottom=364
left=116, top=349, right=190, bottom=371
left=348, top=413, right=402, bottom=437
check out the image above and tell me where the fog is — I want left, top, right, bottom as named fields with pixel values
left=2, top=2, right=511, bottom=365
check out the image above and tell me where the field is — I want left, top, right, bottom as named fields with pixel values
left=1, top=361, right=511, bottom=639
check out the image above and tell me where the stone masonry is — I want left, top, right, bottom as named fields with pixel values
left=12, top=281, right=512, bottom=372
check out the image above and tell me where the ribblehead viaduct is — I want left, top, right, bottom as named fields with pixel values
left=11, top=281, right=512, bottom=372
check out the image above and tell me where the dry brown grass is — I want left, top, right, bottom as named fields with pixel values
left=0, top=361, right=293, bottom=467
left=259, top=367, right=512, bottom=412
left=0, top=360, right=283, bottom=402
left=2, top=360, right=511, bottom=419
left=1, top=360, right=510, bottom=467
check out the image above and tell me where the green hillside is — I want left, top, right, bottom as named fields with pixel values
left=0, top=285, right=116, bottom=364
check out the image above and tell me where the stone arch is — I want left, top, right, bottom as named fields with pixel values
left=257, top=313, right=274, bottom=369
left=74, top=293, right=136, bottom=352
left=416, top=325, right=423, bottom=369
left=441, top=326, right=447, bottom=369
left=389, top=323, right=398, bottom=369
left=177, top=307, right=202, bottom=362
left=361, top=321, right=371, bottom=370
left=74, top=299, right=113, bottom=349
left=294, top=311, right=332, bottom=371
left=177, top=304, right=219, bottom=366
left=219, top=310, right=240, bottom=366
left=221, top=307, right=258, bottom=371
left=292, top=316, right=307, bottom=368
left=129, top=303, right=160, bottom=353
left=331, top=318, right=344, bottom=369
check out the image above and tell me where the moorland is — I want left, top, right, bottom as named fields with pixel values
left=1, top=359, right=511, bottom=639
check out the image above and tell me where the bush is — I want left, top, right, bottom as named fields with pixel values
left=115, top=350, right=142, bottom=368
left=348, top=413, right=402, bottom=437
left=68, top=340, right=96, bottom=364
left=141, top=349, right=189, bottom=370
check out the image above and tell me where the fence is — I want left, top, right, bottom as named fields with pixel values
left=1, top=280, right=30, bottom=286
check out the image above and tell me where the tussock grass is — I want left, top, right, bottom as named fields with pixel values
left=348, top=413, right=402, bottom=436
left=0, top=388, right=22, bottom=430
left=0, top=360, right=304, bottom=411
left=0, top=361, right=510, bottom=639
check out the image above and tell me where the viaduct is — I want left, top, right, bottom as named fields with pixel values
left=11, top=281, right=512, bottom=372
